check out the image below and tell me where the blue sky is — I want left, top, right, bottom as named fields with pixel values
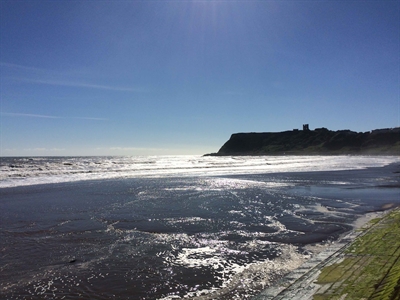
left=1, top=1, right=399, bottom=156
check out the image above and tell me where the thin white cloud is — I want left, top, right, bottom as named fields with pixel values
left=23, top=147, right=65, bottom=152
left=1, top=112, right=108, bottom=121
left=110, top=147, right=169, bottom=152
left=1, top=112, right=61, bottom=119
left=2, top=148, right=17, bottom=152
left=72, top=116, right=108, bottom=121
left=0, top=62, right=50, bottom=72
left=2, top=62, right=144, bottom=92
left=8, top=77, right=143, bottom=92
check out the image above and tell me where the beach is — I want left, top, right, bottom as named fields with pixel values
left=1, top=156, right=399, bottom=299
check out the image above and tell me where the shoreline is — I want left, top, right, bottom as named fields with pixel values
left=1, top=155, right=398, bottom=189
left=252, top=207, right=398, bottom=299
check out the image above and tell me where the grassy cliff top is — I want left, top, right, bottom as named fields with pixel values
left=207, top=127, right=400, bottom=156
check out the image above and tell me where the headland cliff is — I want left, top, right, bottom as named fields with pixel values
left=206, top=127, right=400, bottom=156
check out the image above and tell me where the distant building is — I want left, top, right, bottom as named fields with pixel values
left=303, top=124, right=310, bottom=131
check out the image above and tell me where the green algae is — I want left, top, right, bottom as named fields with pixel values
left=314, top=209, right=400, bottom=300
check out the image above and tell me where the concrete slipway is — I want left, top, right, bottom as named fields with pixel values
left=253, top=208, right=400, bottom=300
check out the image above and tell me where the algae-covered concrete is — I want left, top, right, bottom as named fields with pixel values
left=253, top=208, right=400, bottom=299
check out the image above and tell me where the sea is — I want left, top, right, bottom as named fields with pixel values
left=1, top=155, right=400, bottom=299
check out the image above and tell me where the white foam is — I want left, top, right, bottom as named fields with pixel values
left=160, top=243, right=310, bottom=299
left=1, top=155, right=398, bottom=188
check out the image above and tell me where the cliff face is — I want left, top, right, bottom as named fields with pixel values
left=208, top=128, right=400, bottom=156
